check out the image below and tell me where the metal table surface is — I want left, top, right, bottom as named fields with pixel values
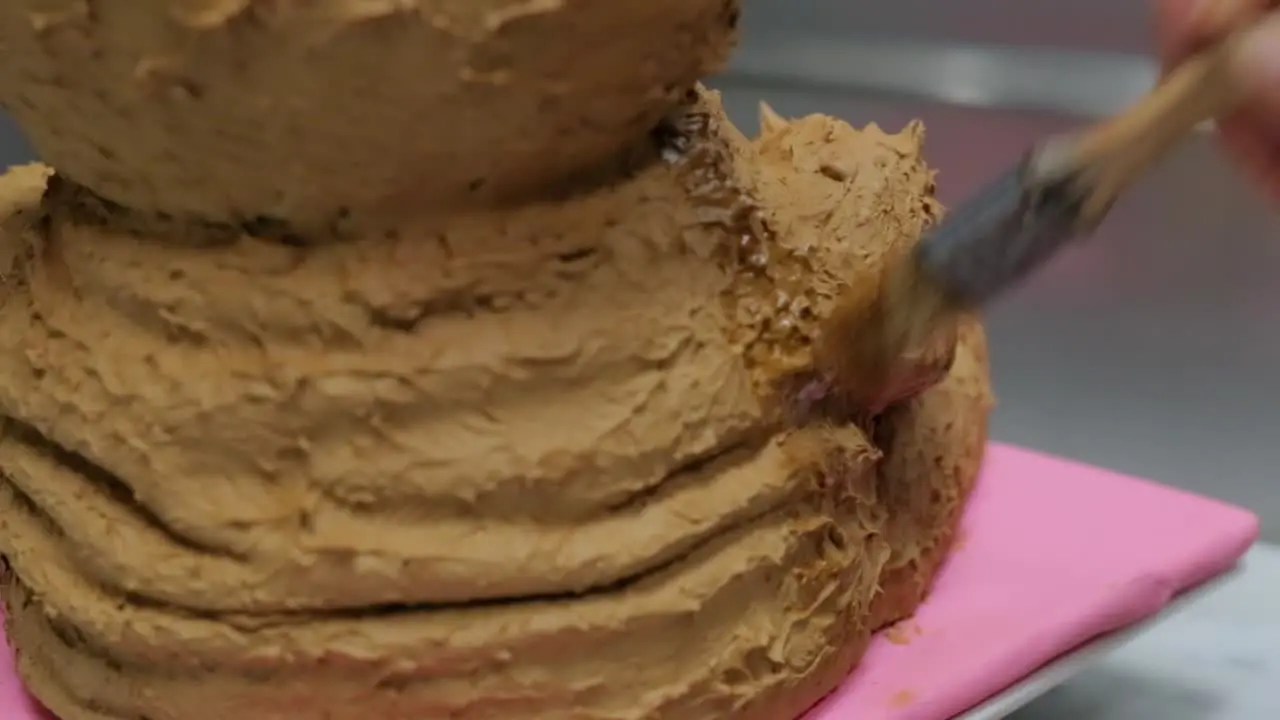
left=1005, top=543, right=1280, bottom=720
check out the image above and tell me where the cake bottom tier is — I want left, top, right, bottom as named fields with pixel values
left=0, top=319, right=988, bottom=720
left=0, top=299, right=986, bottom=720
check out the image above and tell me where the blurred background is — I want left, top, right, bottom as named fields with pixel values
left=712, top=0, right=1280, bottom=541
left=0, top=0, right=1276, bottom=540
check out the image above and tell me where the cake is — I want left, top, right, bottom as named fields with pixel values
left=0, top=2, right=992, bottom=719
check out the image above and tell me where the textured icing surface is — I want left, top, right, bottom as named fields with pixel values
left=0, top=0, right=740, bottom=231
left=0, top=16, right=991, bottom=717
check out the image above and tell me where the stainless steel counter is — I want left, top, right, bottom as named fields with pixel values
left=1006, top=543, right=1280, bottom=719
left=739, top=0, right=1156, bottom=54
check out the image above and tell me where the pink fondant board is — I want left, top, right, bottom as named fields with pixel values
left=0, top=443, right=1260, bottom=720
left=803, top=443, right=1259, bottom=720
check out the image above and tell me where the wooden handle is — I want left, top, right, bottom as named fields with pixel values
left=1066, top=31, right=1249, bottom=225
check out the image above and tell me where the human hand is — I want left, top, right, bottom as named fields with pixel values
left=1155, top=0, right=1280, bottom=199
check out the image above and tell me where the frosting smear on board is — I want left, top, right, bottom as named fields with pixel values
left=0, top=2, right=992, bottom=719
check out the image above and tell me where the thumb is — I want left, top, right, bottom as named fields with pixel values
left=1155, top=0, right=1204, bottom=64
left=1157, top=0, right=1268, bottom=66
left=1234, top=13, right=1280, bottom=119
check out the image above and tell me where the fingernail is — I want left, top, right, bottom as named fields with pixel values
left=1236, top=15, right=1280, bottom=110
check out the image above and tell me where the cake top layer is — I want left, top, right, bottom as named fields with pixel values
left=0, top=0, right=740, bottom=228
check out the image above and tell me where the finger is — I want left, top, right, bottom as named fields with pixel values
left=1218, top=110, right=1280, bottom=200
left=1155, top=0, right=1205, bottom=64
left=1234, top=13, right=1280, bottom=115
left=1195, top=0, right=1271, bottom=34
left=1156, top=0, right=1272, bottom=67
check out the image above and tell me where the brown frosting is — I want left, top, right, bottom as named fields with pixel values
left=0, top=0, right=739, bottom=233
left=0, top=71, right=991, bottom=720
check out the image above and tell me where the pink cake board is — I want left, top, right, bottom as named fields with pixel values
left=0, top=443, right=1260, bottom=720
left=802, top=442, right=1259, bottom=720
